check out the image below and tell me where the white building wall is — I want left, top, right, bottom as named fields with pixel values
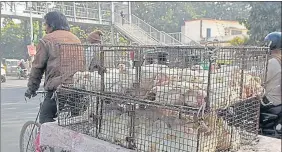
left=181, top=20, right=201, bottom=43
left=202, top=20, right=225, bottom=39
left=182, top=19, right=248, bottom=43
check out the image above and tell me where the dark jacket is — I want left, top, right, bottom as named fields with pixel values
left=27, top=30, right=84, bottom=92
left=18, top=62, right=26, bottom=69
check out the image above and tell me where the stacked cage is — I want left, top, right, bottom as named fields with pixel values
left=55, top=44, right=269, bottom=152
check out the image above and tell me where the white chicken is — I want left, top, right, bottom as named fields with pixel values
left=181, top=68, right=200, bottom=82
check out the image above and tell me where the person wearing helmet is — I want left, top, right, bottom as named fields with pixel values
left=262, top=32, right=281, bottom=110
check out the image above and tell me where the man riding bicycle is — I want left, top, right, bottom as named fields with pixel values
left=25, top=11, right=84, bottom=124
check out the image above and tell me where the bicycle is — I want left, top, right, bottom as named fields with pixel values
left=19, top=91, right=56, bottom=152
left=19, top=89, right=92, bottom=152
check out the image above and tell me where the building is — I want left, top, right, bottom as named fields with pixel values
left=181, top=18, right=248, bottom=45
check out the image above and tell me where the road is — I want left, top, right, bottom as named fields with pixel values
left=1, top=76, right=42, bottom=152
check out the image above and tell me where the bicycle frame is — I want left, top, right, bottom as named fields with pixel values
left=26, top=91, right=47, bottom=152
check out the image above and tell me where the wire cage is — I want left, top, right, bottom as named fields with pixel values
left=55, top=44, right=269, bottom=152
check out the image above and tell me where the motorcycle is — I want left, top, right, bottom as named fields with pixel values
left=259, top=101, right=282, bottom=139
left=17, top=67, right=28, bottom=79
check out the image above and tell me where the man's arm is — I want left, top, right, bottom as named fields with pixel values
left=27, top=40, right=48, bottom=92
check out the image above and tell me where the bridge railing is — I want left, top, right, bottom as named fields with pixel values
left=131, top=14, right=184, bottom=45
left=1, top=2, right=111, bottom=23
left=168, top=32, right=201, bottom=46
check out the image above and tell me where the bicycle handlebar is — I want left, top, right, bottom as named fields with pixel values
left=24, top=91, right=48, bottom=102
left=36, top=91, right=48, bottom=94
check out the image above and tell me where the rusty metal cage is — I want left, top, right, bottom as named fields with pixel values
left=55, top=44, right=269, bottom=152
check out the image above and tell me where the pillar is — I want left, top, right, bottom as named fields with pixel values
left=23, top=20, right=29, bottom=60
left=128, top=1, right=131, bottom=24
left=98, top=2, right=102, bottom=24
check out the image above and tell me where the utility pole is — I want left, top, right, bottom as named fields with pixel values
left=27, top=2, right=33, bottom=44
left=128, top=1, right=131, bottom=25
left=111, top=2, right=116, bottom=66
left=73, top=2, right=76, bottom=22
left=98, top=2, right=102, bottom=24
left=111, top=2, right=115, bottom=45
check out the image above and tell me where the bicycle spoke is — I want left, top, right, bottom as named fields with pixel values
left=22, top=124, right=39, bottom=152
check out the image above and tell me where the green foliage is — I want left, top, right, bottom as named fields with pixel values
left=229, top=36, right=249, bottom=46
left=70, top=25, right=88, bottom=42
left=132, top=2, right=250, bottom=33
left=1, top=19, right=26, bottom=59
left=244, top=2, right=281, bottom=44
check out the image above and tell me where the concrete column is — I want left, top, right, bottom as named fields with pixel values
left=128, top=1, right=131, bottom=24
left=98, top=2, right=102, bottom=24
left=23, top=20, right=29, bottom=60
left=111, top=2, right=115, bottom=24
left=73, top=2, right=76, bottom=22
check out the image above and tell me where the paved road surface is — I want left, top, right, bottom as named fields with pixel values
left=1, top=76, right=42, bottom=152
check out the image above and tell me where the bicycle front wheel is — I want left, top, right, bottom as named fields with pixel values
left=19, top=121, right=55, bottom=152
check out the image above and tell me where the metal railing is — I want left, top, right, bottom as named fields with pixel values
left=131, top=14, right=184, bottom=45
left=114, top=12, right=160, bottom=45
left=1, top=2, right=111, bottom=23
left=168, top=32, right=201, bottom=46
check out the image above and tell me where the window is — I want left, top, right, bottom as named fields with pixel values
left=206, top=28, right=211, bottom=38
left=231, top=30, right=242, bottom=35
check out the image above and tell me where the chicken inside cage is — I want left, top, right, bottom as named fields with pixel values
left=57, top=45, right=268, bottom=152
left=71, top=46, right=265, bottom=110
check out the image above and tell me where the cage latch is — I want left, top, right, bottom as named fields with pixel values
left=127, top=109, right=135, bottom=116
left=133, top=60, right=142, bottom=67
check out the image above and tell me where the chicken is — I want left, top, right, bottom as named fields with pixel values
left=135, top=116, right=218, bottom=152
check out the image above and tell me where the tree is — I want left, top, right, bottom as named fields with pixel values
left=229, top=36, right=249, bottom=46
left=132, top=2, right=251, bottom=33
left=70, top=25, right=88, bottom=42
left=1, top=18, right=26, bottom=59
left=244, top=2, right=281, bottom=44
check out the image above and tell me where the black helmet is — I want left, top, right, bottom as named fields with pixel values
left=264, top=32, right=281, bottom=50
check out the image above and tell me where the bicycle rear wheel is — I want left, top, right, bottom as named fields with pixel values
left=19, top=121, right=55, bottom=152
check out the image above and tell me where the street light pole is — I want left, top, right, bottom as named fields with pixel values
left=73, top=2, right=76, bottom=22
left=98, top=2, right=102, bottom=24
left=128, top=1, right=131, bottom=25
left=27, top=2, right=33, bottom=45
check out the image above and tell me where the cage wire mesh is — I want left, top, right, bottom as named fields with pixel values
left=55, top=44, right=269, bottom=152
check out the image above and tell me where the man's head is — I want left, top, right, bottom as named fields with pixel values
left=43, top=11, right=70, bottom=34
left=87, top=30, right=103, bottom=44
left=264, top=32, right=281, bottom=54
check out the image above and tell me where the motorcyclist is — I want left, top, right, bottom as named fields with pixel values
left=18, top=59, right=26, bottom=69
left=17, top=59, right=27, bottom=76
left=24, top=11, right=84, bottom=124
left=261, top=32, right=281, bottom=116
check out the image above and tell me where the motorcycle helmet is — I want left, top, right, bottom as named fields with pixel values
left=264, top=32, right=281, bottom=50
